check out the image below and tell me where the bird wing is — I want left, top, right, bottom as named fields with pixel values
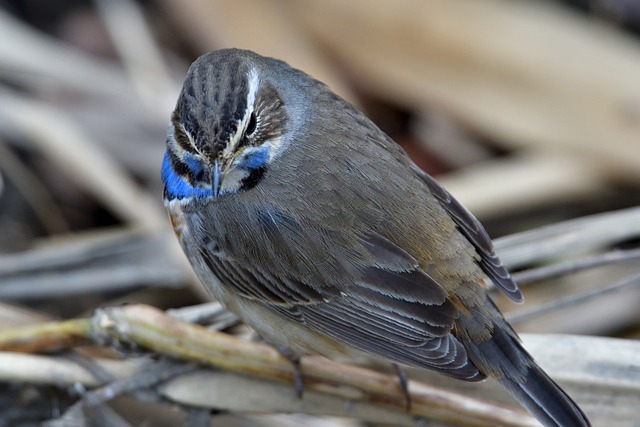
left=297, top=268, right=483, bottom=379
left=198, top=222, right=483, bottom=380
left=416, top=171, right=523, bottom=303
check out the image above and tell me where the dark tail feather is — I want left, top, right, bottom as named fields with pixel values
left=465, top=322, right=591, bottom=427
left=499, top=357, right=590, bottom=427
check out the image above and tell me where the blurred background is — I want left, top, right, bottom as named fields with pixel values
left=0, top=0, right=639, bottom=426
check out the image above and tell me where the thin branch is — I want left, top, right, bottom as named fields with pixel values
left=0, top=140, right=69, bottom=234
left=0, top=352, right=141, bottom=387
left=43, top=401, right=135, bottom=427
left=508, top=272, right=640, bottom=324
left=93, top=304, right=535, bottom=426
left=512, top=248, right=640, bottom=285
left=81, top=359, right=195, bottom=408
left=94, top=0, right=175, bottom=115
left=0, top=318, right=91, bottom=353
left=494, top=206, right=640, bottom=269
left=0, top=305, right=536, bottom=426
left=63, top=352, right=116, bottom=385
left=166, top=301, right=235, bottom=326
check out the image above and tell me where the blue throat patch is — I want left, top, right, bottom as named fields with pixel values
left=239, top=146, right=270, bottom=170
left=162, top=146, right=270, bottom=200
left=162, top=152, right=213, bottom=199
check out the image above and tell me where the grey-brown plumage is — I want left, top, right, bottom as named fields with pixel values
left=163, top=49, right=590, bottom=427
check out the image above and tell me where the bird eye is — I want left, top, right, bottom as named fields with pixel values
left=245, top=112, right=257, bottom=136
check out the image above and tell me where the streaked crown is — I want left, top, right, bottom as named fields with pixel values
left=162, top=49, right=290, bottom=201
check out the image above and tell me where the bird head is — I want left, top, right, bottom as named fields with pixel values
left=162, top=49, right=295, bottom=201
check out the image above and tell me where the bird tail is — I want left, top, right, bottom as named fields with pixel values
left=461, top=316, right=591, bottom=427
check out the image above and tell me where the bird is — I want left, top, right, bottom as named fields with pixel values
left=162, top=48, right=591, bottom=427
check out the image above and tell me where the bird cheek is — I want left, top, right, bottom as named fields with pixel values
left=218, top=166, right=248, bottom=196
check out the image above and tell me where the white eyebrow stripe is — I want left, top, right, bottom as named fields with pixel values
left=178, top=122, right=202, bottom=157
left=223, top=67, right=260, bottom=158
left=246, top=67, right=260, bottom=110
left=167, top=121, right=196, bottom=159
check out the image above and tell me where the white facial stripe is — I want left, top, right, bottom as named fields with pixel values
left=175, top=122, right=202, bottom=157
left=246, top=67, right=260, bottom=110
left=223, top=67, right=261, bottom=159
left=167, top=122, right=185, bottom=157
left=265, top=136, right=285, bottom=161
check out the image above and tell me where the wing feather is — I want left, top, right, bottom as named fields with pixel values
left=418, top=172, right=523, bottom=302
left=300, top=301, right=482, bottom=379
left=199, top=227, right=484, bottom=380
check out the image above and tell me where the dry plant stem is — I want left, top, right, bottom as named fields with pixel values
left=93, top=304, right=535, bottom=427
left=95, top=0, right=174, bottom=112
left=43, top=401, right=135, bottom=427
left=511, top=248, right=640, bottom=285
left=0, top=318, right=91, bottom=352
left=0, top=230, right=186, bottom=300
left=494, top=206, right=640, bottom=269
left=508, top=272, right=640, bottom=324
left=0, top=11, right=132, bottom=101
left=0, top=91, right=165, bottom=229
left=0, top=140, right=69, bottom=233
left=82, top=359, right=195, bottom=407
left=0, top=266, right=182, bottom=301
left=159, top=0, right=356, bottom=102
left=0, top=352, right=144, bottom=386
left=287, top=0, right=640, bottom=182
left=166, top=301, right=235, bottom=326
left=0, top=228, right=143, bottom=275
left=64, top=352, right=116, bottom=384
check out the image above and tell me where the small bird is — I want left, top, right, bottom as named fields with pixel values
left=162, top=49, right=590, bottom=427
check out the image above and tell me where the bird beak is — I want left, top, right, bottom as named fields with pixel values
left=212, top=159, right=223, bottom=198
